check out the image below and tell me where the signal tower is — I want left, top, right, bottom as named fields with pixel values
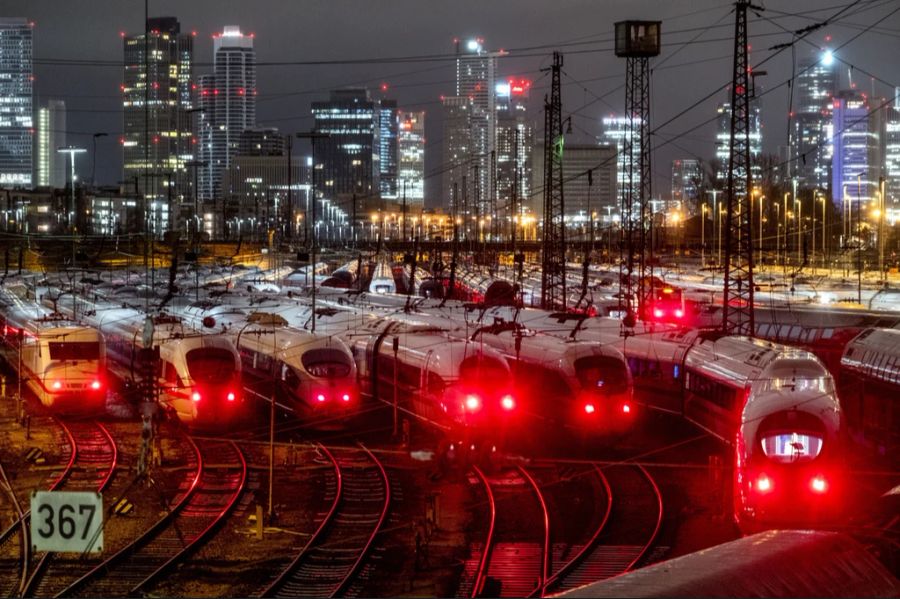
left=722, top=2, right=760, bottom=336
left=615, top=21, right=660, bottom=324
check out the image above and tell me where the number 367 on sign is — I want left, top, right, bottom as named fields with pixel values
left=30, top=491, right=103, bottom=553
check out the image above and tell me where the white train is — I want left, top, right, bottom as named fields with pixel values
left=369, top=260, right=397, bottom=294
left=43, top=287, right=245, bottom=429
left=173, top=300, right=359, bottom=426
left=316, top=293, right=635, bottom=438
left=840, top=328, right=900, bottom=459
left=0, top=288, right=106, bottom=413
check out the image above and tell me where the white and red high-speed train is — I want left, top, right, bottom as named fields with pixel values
left=0, top=287, right=106, bottom=413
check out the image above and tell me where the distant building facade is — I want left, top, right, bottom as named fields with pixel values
left=0, top=18, right=33, bottom=187
left=397, top=111, right=425, bottom=206
left=34, top=99, right=66, bottom=188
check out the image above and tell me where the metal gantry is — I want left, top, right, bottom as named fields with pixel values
left=722, top=1, right=758, bottom=336
left=540, top=52, right=566, bottom=311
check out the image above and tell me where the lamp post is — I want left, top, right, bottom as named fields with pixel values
left=296, top=131, right=330, bottom=333
left=706, top=189, right=720, bottom=266
left=758, top=193, right=765, bottom=268
left=857, top=172, right=863, bottom=303
left=879, top=176, right=886, bottom=285
left=795, top=197, right=802, bottom=267
left=820, top=193, right=827, bottom=275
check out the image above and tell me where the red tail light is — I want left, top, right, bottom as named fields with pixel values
left=584, top=403, right=596, bottom=414
left=227, top=392, right=235, bottom=402
left=653, top=308, right=664, bottom=318
left=810, top=475, right=827, bottom=494
left=52, top=380, right=62, bottom=390
left=341, top=393, right=351, bottom=402
left=91, top=380, right=102, bottom=390
left=316, top=393, right=326, bottom=402
left=500, top=395, right=515, bottom=411
left=465, top=395, right=481, bottom=412
left=755, top=474, right=772, bottom=493
left=622, top=403, right=631, bottom=414
left=674, top=309, right=684, bottom=318
left=192, top=391, right=201, bottom=402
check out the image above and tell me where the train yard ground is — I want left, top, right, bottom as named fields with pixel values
left=5, top=370, right=894, bottom=598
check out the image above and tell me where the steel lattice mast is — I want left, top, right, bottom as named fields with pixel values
left=722, top=1, right=758, bottom=336
left=540, top=52, right=566, bottom=311
left=615, top=21, right=660, bottom=323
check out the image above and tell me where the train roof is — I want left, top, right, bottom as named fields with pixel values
left=559, top=530, right=899, bottom=598
left=844, top=327, right=900, bottom=356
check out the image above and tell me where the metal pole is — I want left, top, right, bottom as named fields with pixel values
left=857, top=173, right=862, bottom=303
left=812, top=192, right=816, bottom=276
left=701, top=203, right=706, bottom=268
left=880, top=176, right=886, bottom=285
left=268, top=328, right=276, bottom=520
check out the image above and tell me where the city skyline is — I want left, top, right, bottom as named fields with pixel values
left=4, top=0, right=900, bottom=210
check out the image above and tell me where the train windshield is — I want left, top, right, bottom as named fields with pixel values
left=574, top=356, right=629, bottom=394
left=301, top=348, right=352, bottom=378
left=186, top=348, right=237, bottom=384
left=761, top=432, right=824, bottom=463
left=48, top=341, right=101, bottom=361
left=459, top=356, right=509, bottom=385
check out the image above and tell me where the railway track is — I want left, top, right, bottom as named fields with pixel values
left=0, top=458, right=28, bottom=597
left=462, top=463, right=662, bottom=598
left=58, top=437, right=246, bottom=598
left=544, top=464, right=663, bottom=595
left=260, top=443, right=391, bottom=598
left=23, top=419, right=119, bottom=597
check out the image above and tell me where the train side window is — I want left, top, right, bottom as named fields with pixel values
left=822, top=328, right=834, bottom=339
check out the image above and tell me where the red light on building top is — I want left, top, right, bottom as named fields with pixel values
left=825, top=35, right=832, bottom=42
left=237, top=88, right=245, bottom=95
left=381, top=83, right=389, bottom=92
left=214, top=89, right=219, bottom=95
left=192, top=30, right=198, bottom=37
left=120, top=31, right=126, bottom=38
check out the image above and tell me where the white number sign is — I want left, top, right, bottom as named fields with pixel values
left=30, top=491, right=103, bottom=553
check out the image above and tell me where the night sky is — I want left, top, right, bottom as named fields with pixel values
left=8, top=0, right=900, bottom=205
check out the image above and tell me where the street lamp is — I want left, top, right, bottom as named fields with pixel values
left=701, top=203, right=708, bottom=268
left=795, top=196, right=802, bottom=267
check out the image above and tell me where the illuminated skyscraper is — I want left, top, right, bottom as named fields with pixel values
left=378, top=99, right=399, bottom=198
left=123, top=16, right=194, bottom=234
left=601, top=115, right=640, bottom=210
left=34, top=99, right=66, bottom=188
left=0, top=18, right=33, bottom=187
left=397, top=111, right=425, bottom=205
left=884, top=90, right=900, bottom=209
left=671, top=158, right=701, bottom=214
left=444, top=38, right=501, bottom=213
left=495, top=78, right=534, bottom=219
left=311, top=88, right=380, bottom=200
left=714, top=99, right=762, bottom=185
left=790, top=49, right=837, bottom=192
left=832, top=89, right=882, bottom=212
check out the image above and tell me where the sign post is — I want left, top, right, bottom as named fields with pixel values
left=30, top=491, right=103, bottom=554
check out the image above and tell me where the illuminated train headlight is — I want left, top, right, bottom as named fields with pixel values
left=464, top=395, right=481, bottom=412
left=227, top=392, right=235, bottom=402
left=316, top=393, right=326, bottom=402
left=52, top=380, right=62, bottom=390
left=584, top=403, right=596, bottom=414
left=341, top=393, right=351, bottom=402
left=91, top=380, right=102, bottom=390
left=810, top=475, right=827, bottom=494
left=755, top=474, right=772, bottom=493
left=653, top=308, right=664, bottom=318
left=500, top=395, right=515, bottom=411
left=192, top=392, right=201, bottom=402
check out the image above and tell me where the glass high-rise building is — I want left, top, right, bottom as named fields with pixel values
left=714, top=99, right=762, bottom=185
left=199, top=26, right=257, bottom=202
left=495, top=79, right=534, bottom=220
left=445, top=38, right=500, bottom=214
left=311, top=88, right=380, bottom=200
left=832, top=89, right=883, bottom=214
left=671, top=158, right=701, bottom=214
left=0, top=18, right=33, bottom=187
left=123, top=16, right=194, bottom=234
left=601, top=115, right=640, bottom=212
left=791, top=49, right=837, bottom=193
left=35, top=99, right=66, bottom=188
left=378, top=99, right=399, bottom=198
left=884, top=91, right=900, bottom=212
left=398, top=111, right=425, bottom=206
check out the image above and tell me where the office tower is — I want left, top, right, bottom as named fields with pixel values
left=123, top=16, right=194, bottom=234
left=671, top=158, right=701, bottom=214
left=495, top=78, right=534, bottom=221
left=195, top=73, right=216, bottom=203
left=714, top=99, right=762, bottom=184
left=832, top=89, right=883, bottom=214
left=378, top=99, right=398, bottom=198
left=884, top=90, right=900, bottom=208
left=534, top=144, right=616, bottom=222
left=35, top=99, right=66, bottom=188
left=450, top=38, right=500, bottom=215
left=397, top=111, right=425, bottom=205
left=790, top=49, right=836, bottom=192
left=204, top=26, right=256, bottom=201
left=0, top=18, right=33, bottom=187
left=601, top=115, right=640, bottom=211
left=311, top=88, right=380, bottom=201
left=238, top=127, right=285, bottom=156
left=442, top=95, right=472, bottom=211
